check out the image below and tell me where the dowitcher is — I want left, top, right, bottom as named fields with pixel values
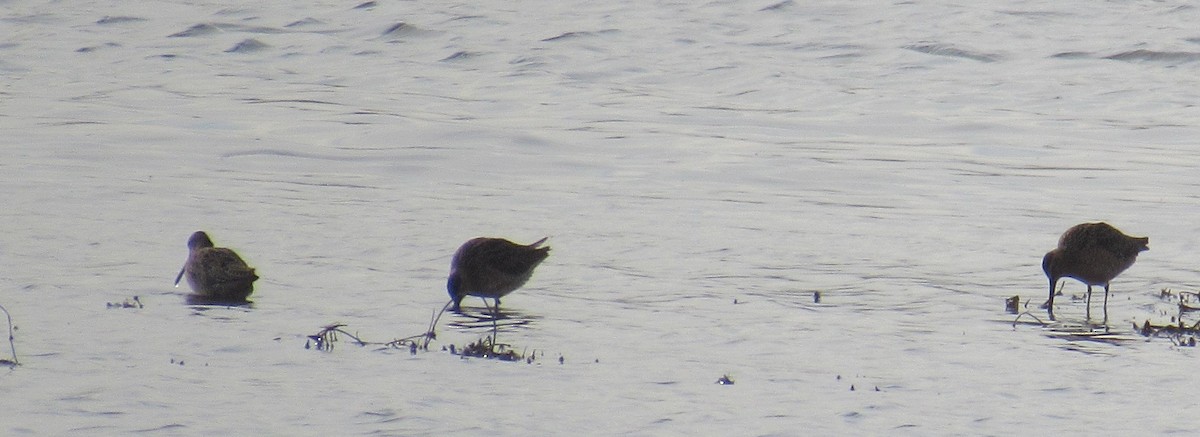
left=447, top=237, right=550, bottom=312
left=1042, top=222, right=1148, bottom=321
left=175, top=231, right=259, bottom=302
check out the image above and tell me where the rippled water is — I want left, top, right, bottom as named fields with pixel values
left=5, top=0, right=1200, bottom=434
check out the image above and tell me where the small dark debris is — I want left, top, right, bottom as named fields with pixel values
left=1136, top=318, right=1200, bottom=347
left=457, top=337, right=522, bottom=361
left=716, top=374, right=734, bottom=385
left=1005, top=295, right=1019, bottom=314
left=106, top=296, right=143, bottom=309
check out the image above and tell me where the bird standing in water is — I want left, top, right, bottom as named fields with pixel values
left=175, top=231, right=259, bottom=302
left=1042, top=222, right=1148, bottom=322
left=447, top=237, right=550, bottom=312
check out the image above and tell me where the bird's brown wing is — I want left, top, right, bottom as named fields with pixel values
left=1063, top=223, right=1144, bottom=259
left=475, top=239, right=550, bottom=276
left=199, top=248, right=258, bottom=283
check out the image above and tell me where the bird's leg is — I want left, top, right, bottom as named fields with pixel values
left=480, top=297, right=499, bottom=354
left=478, top=297, right=490, bottom=316
left=1085, top=285, right=1093, bottom=321
left=1102, top=283, right=1110, bottom=325
left=493, top=298, right=501, bottom=351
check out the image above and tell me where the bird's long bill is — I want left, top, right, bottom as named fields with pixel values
left=174, top=266, right=185, bottom=287
left=1045, top=277, right=1057, bottom=319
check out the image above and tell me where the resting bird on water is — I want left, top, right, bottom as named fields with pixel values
left=175, top=231, right=259, bottom=302
left=1042, top=222, right=1148, bottom=322
left=448, top=237, right=550, bottom=312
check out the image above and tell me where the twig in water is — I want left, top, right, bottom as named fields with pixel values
left=305, top=301, right=458, bottom=356
left=0, top=303, right=17, bottom=367
left=385, top=301, right=452, bottom=351
left=1136, top=319, right=1200, bottom=346
left=1012, top=310, right=1047, bottom=327
left=306, top=323, right=367, bottom=351
left=424, top=301, right=452, bottom=348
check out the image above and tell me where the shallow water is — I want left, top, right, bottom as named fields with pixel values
left=5, top=0, right=1200, bottom=434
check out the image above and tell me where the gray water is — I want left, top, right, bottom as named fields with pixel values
left=4, top=0, right=1200, bottom=435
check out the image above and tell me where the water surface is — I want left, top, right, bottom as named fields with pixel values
left=4, top=0, right=1200, bottom=435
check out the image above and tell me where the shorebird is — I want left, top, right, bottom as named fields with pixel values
left=175, top=231, right=259, bottom=302
left=447, top=237, right=550, bottom=312
left=1042, top=222, right=1148, bottom=322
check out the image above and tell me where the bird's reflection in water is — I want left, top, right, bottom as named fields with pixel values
left=186, top=294, right=253, bottom=308
left=448, top=304, right=539, bottom=332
